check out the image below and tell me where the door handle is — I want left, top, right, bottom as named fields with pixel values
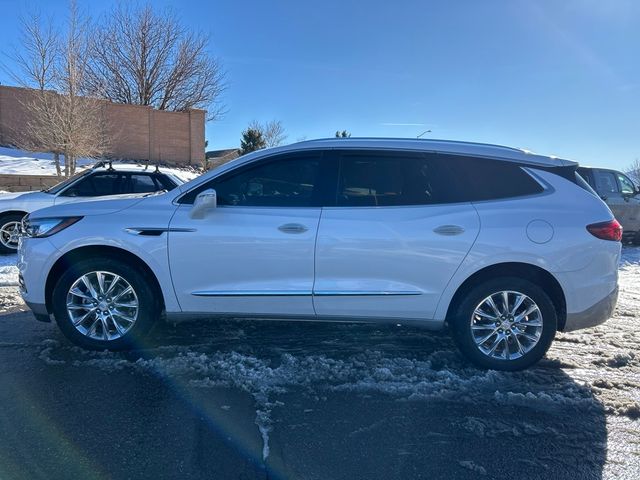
left=278, top=223, right=308, bottom=234
left=433, top=225, right=465, bottom=236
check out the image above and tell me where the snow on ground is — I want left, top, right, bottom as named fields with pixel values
left=0, top=254, right=18, bottom=287
left=0, top=146, right=202, bottom=182
left=0, top=146, right=94, bottom=175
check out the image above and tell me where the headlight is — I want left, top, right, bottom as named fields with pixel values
left=22, top=216, right=83, bottom=238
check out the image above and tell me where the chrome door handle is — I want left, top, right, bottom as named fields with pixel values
left=433, top=225, right=465, bottom=236
left=278, top=223, right=308, bottom=234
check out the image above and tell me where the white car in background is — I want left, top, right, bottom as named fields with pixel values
left=17, top=139, right=621, bottom=370
left=0, top=163, right=187, bottom=253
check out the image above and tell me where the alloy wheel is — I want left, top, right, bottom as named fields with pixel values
left=0, top=221, right=21, bottom=250
left=66, top=271, right=139, bottom=341
left=470, top=290, right=543, bottom=361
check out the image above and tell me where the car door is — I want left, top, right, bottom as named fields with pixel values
left=168, top=151, right=332, bottom=316
left=313, top=150, right=480, bottom=321
left=615, top=171, right=640, bottom=232
left=592, top=169, right=626, bottom=223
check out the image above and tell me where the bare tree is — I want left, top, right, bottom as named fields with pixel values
left=249, top=120, right=287, bottom=148
left=626, top=159, right=640, bottom=186
left=85, top=3, right=225, bottom=120
left=2, top=12, right=63, bottom=175
left=2, top=3, right=109, bottom=176
left=56, top=0, right=109, bottom=175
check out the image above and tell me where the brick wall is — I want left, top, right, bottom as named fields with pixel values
left=0, top=174, right=59, bottom=192
left=0, top=85, right=205, bottom=166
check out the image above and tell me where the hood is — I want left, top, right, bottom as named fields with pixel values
left=0, top=190, right=40, bottom=202
left=29, top=195, right=148, bottom=219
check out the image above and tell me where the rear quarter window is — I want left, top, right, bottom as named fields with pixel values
left=439, top=154, right=545, bottom=202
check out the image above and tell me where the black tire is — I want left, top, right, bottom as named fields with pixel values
left=52, top=257, right=160, bottom=350
left=0, top=213, right=25, bottom=254
left=633, top=231, right=640, bottom=246
left=449, top=277, right=557, bottom=371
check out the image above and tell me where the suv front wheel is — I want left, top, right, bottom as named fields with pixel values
left=52, top=257, right=160, bottom=350
left=450, top=277, right=557, bottom=370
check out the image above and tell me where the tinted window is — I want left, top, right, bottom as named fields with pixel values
left=594, top=171, right=619, bottom=194
left=617, top=173, right=636, bottom=195
left=443, top=155, right=544, bottom=202
left=336, top=153, right=544, bottom=206
left=577, top=168, right=596, bottom=189
left=127, top=174, right=159, bottom=194
left=181, top=154, right=321, bottom=207
left=62, top=173, right=124, bottom=197
left=337, top=154, right=452, bottom=206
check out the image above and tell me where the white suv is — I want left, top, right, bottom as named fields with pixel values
left=17, top=139, right=621, bottom=370
left=0, top=163, right=186, bottom=253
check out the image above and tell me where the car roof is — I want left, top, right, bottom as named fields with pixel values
left=91, top=163, right=167, bottom=173
left=87, top=163, right=189, bottom=183
left=230, top=137, right=578, bottom=168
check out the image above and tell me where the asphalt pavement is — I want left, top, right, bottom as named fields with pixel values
left=1, top=302, right=630, bottom=480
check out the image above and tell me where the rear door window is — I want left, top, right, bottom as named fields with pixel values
left=126, top=174, right=161, bottom=194
left=337, top=153, right=452, bottom=206
left=594, top=171, right=620, bottom=195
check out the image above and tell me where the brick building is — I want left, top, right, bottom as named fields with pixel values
left=0, top=85, right=205, bottom=166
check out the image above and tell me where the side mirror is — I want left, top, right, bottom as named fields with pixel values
left=190, top=189, right=217, bottom=219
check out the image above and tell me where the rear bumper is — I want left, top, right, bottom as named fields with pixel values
left=562, top=285, right=618, bottom=332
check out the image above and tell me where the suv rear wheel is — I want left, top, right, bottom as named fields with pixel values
left=450, top=277, right=557, bottom=370
left=52, top=257, right=159, bottom=350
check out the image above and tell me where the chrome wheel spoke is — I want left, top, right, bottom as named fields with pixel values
left=112, top=309, right=136, bottom=324
left=485, top=336, right=503, bottom=355
left=515, top=304, right=538, bottom=323
left=73, top=307, right=97, bottom=326
left=473, top=309, right=497, bottom=321
left=81, top=275, right=99, bottom=300
left=96, top=272, right=106, bottom=295
left=113, top=286, right=133, bottom=302
left=104, top=275, right=121, bottom=296
left=66, top=271, right=138, bottom=341
left=470, top=290, right=543, bottom=361
left=475, top=329, right=499, bottom=345
left=109, top=314, right=126, bottom=336
left=510, top=294, right=526, bottom=316
left=485, top=296, right=503, bottom=317
left=513, top=333, right=525, bottom=355
left=69, top=287, right=94, bottom=301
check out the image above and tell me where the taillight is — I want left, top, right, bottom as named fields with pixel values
left=587, top=219, right=622, bottom=242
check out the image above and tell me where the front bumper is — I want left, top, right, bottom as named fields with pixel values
left=562, top=285, right=618, bottom=332
left=25, top=300, right=51, bottom=322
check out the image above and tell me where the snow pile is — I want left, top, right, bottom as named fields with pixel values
left=0, top=254, right=18, bottom=287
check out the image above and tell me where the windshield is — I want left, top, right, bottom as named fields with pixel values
left=42, top=170, right=92, bottom=194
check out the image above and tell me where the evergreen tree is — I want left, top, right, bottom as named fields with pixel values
left=335, top=130, right=351, bottom=138
left=240, top=128, right=267, bottom=155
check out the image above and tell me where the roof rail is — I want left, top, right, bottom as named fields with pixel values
left=293, top=137, right=527, bottom=154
